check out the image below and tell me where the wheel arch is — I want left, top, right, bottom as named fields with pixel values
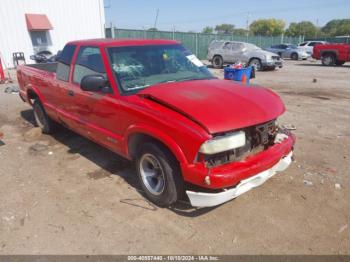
left=26, top=86, right=44, bottom=106
left=125, top=126, right=188, bottom=165
left=320, top=50, right=338, bottom=59
left=248, top=57, right=262, bottom=63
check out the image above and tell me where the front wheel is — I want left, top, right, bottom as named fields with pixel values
left=291, top=53, right=298, bottom=60
left=135, top=142, right=184, bottom=207
left=33, top=99, right=55, bottom=134
left=249, top=58, right=262, bottom=71
left=212, top=55, right=223, bottom=69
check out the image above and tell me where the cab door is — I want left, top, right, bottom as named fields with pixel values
left=69, top=46, right=123, bottom=153
left=222, top=42, right=235, bottom=63
left=53, top=44, right=80, bottom=129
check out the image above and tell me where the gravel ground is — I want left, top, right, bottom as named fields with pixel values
left=0, top=59, right=349, bottom=254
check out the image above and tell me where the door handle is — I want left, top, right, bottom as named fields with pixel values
left=67, top=90, right=74, bottom=97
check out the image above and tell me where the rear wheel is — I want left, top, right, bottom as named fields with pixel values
left=212, top=55, right=223, bottom=69
left=321, top=53, right=336, bottom=66
left=33, top=99, right=55, bottom=134
left=249, top=58, right=262, bottom=71
left=291, top=53, right=298, bottom=60
left=135, top=142, right=184, bottom=207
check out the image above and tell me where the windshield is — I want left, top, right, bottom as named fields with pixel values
left=107, top=44, right=214, bottom=93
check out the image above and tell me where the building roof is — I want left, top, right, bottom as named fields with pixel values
left=67, top=38, right=179, bottom=47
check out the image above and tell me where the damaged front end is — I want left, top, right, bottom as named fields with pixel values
left=185, top=120, right=294, bottom=207
left=201, top=120, right=288, bottom=168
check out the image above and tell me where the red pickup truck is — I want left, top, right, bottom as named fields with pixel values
left=17, top=39, right=295, bottom=207
left=313, top=43, right=350, bottom=66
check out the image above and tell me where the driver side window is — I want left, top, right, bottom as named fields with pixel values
left=223, top=43, right=233, bottom=50
left=73, top=46, right=106, bottom=84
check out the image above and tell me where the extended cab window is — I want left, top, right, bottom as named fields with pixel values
left=73, top=47, right=106, bottom=84
left=56, top=44, right=76, bottom=81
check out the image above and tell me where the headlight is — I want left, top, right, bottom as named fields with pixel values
left=265, top=56, right=273, bottom=62
left=199, top=131, right=246, bottom=155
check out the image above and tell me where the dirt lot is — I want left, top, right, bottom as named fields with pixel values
left=0, top=60, right=349, bottom=255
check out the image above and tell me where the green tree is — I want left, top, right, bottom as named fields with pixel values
left=249, top=19, right=285, bottom=36
left=147, top=27, right=158, bottom=31
left=215, top=24, right=235, bottom=34
left=285, top=21, right=317, bottom=38
left=232, top=28, right=248, bottom=36
left=322, top=19, right=350, bottom=36
left=202, top=26, right=214, bottom=34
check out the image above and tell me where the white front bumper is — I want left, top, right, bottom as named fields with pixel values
left=186, top=151, right=293, bottom=207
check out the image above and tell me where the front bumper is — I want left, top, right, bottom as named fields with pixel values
left=186, top=151, right=293, bottom=207
left=301, top=53, right=310, bottom=59
left=262, top=60, right=283, bottom=68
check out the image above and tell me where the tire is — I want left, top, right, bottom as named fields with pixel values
left=291, top=53, right=298, bottom=60
left=33, top=99, right=55, bottom=134
left=249, top=58, right=262, bottom=71
left=335, top=60, right=345, bottom=66
left=321, top=53, right=336, bottom=66
left=212, top=55, right=223, bottom=69
left=135, top=142, right=184, bottom=207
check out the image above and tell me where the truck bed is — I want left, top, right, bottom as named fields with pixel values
left=17, top=62, right=57, bottom=105
left=24, top=63, right=57, bottom=73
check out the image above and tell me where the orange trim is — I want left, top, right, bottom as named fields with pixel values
left=25, top=14, right=53, bottom=31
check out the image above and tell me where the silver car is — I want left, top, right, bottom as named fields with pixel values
left=265, top=44, right=310, bottom=60
left=207, top=40, right=283, bottom=70
left=298, top=41, right=327, bottom=55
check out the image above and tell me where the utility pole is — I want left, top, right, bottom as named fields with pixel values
left=246, top=12, right=251, bottom=41
left=154, top=8, right=159, bottom=29
left=315, top=18, right=319, bottom=38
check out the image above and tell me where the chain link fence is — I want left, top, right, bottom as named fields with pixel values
left=105, top=27, right=303, bottom=60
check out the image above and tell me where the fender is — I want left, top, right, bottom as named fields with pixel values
left=124, top=124, right=189, bottom=165
left=320, top=49, right=339, bottom=58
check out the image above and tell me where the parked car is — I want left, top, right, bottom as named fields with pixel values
left=30, top=50, right=61, bottom=63
left=265, top=44, right=310, bottom=60
left=17, top=39, right=295, bottom=207
left=207, top=40, right=283, bottom=70
left=313, top=43, right=350, bottom=66
left=298, top=41, right=327, bottom=55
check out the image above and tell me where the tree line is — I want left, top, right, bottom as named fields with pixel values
left=201, top=19, right=350, bottom=38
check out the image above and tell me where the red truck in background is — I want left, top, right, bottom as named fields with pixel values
left=17, top=39, right=295, bottom=207
left=313, top=43, right=350, bottom=66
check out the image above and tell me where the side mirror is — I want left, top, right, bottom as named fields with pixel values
left=80, top=75, right=110, bottom=93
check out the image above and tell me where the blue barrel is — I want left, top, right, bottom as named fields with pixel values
left=224, top=66, right=252, bottom=84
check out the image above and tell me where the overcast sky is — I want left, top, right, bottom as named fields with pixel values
left=105, top=0, right=350, bottom=31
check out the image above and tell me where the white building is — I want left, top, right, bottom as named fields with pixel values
left=0, top=0, right=105, bottom=69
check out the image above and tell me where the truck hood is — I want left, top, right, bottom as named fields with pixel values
left=139, top=79, right=285, bottom=134
left=247, top=49, right=277, bottom=58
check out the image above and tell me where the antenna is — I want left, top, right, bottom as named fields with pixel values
left=154, top=8, right=159, bottom=29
